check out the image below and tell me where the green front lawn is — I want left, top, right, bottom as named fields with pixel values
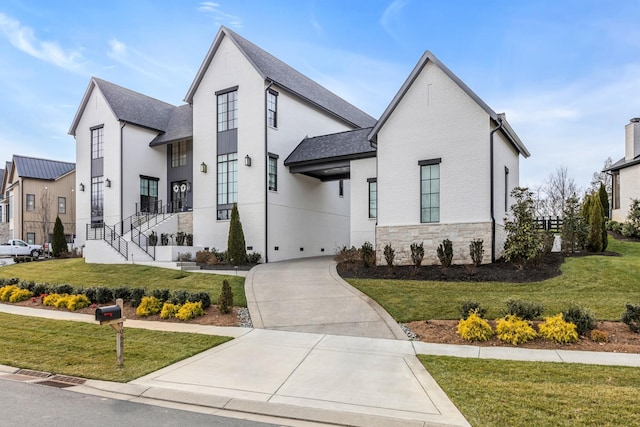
left=0, top=312, right=231, bottom=382
left=0, top=258, right=246, bottom=306
left=420, top=355, right=640, bottom=427
left=346, top=237, right=640, bottom=322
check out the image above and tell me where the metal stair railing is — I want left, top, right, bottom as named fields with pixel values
left=127, top=201, right=180, bottom=260
left=85, top=223, right=128, bottom=260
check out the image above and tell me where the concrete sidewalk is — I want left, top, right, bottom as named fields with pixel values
left=245, top=257, right=406, bottom=340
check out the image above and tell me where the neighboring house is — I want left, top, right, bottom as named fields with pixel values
left=0, top=165, right=8, bottom=243
left=605, top=118, right=640, bottom=222
left=70, top=26, right=528, bottom=265
left=0, top=155, right=76, bottom=245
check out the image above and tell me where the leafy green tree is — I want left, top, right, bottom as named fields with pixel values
left=598, top=183, right=609, bottom=219
left=226, top=204, right=246, bottom=265
left=560, top=194, right=586, bottom=253
left=584, top=194, right=606, bottom=252
left=51, top=216, right=67, bottom=257
left=627, top=198, right=640, bottom=237
left=503, top=187, right=541, bottom=269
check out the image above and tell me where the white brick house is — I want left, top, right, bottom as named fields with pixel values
left=606, top=118, right=640, bottom=222
left=69, top=27, right=528, bottom=265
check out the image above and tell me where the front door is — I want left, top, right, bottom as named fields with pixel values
left=171, top=180, right=188, bottom=212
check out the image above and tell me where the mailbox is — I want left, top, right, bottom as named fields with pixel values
left=95, top=305, right=122, bottom=322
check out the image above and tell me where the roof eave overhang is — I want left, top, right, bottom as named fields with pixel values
left=284, top=150, right=376, bottom=168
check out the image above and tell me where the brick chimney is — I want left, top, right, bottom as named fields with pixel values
left=625, top=118, right=640, bottom=161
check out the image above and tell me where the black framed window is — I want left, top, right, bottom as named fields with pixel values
left=26, top=194, right=35, bottom=211
left=419, top=159, right=441, bottom=223
left=368, top=178, right=377, bottom=218
left=171, top=140, right=187, bottom=168
left=140, top=176, right=159, bottom=213
left=26, top=232, right=35, bottom=244
left=613, top=171, right=620, bottom=210
left=268, top=154, right=278, bottom=191
left=91, top=126, right=104, bottom=159
left=91, top=176, right=103, bottom=220
left=504, top=166, right=510, bottom=212
left=58, top=197, right=66, bottom=214
left=217, top=153, right=238, bottom=220
left=339, top=179, right=344, bottom=197
left=267, top=90, right=278, bottom=128
left=217, top=89, right=238, bottom=132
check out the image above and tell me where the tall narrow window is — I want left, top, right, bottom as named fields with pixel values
left=267, top=90, right=278, bottom=128
left=217, top=89, right=238, bottom=132
left=504, top=166, right=510, bottom=212
left=217, top=153, right=238, bottom=220
left=171, top=140, right=187, bottom=167
left=339, top=179, right=344, bottom=197
left=58, top=197, right=66, bottom=214
left=91, top=176, right=104, bottom=223
left=268, top=154, right=278, bottom=191
left=140, top=176, right=159, bottom=213
left=26, top=194, right=35, bottom=211
left=419, top=159, right=441, bottom=223
left=91, top=126, right=104, bottom=159
left=613, top=171, right=620, bottom=210
left=368, top=178, right=377, bottom=218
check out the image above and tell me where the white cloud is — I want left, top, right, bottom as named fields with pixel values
left=107, top=38, right=164, bottom=81
left=197, top=2, right=242, bottom=28
left=380, top=0, right=409, bottom=42
left=0, top=13, right=84, bottom=73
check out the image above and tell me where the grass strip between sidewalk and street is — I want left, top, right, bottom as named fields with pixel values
left=419, top=355, right=640, bottom=427
left=0, top=258, right=247, bottom=306
left=0, top=312, right=231, bottom=382
left=347, top=237, right=640, bottom=322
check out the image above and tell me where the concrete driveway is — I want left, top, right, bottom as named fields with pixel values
left=245, top=257, right=406, bottom=340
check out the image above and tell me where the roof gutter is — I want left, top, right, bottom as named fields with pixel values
left=490, top=118, right=504, bottom=263
left=264, top=80, right=274, bottom=263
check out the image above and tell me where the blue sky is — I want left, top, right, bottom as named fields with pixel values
left=1, top=0, right=639, bottom=190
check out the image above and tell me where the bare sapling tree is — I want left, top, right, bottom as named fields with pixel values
left=542, top=165, right=578, bottom=217
left=35, top=188, right=52, bottom=245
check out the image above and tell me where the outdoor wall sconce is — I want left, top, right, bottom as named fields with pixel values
left=105, top=178, right=111, bottom=188
left=200, top=162, right=207, bottom=173
left=245, top=155, right=252, bottom=167
left=79, top=183, right=85, bottom=192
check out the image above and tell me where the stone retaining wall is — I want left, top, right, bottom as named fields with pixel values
left=177, top=212, right=193, bottom=235
left=376, top=222, right=500, bottom=265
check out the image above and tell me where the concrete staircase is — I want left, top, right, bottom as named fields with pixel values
left=176, top=261, right=200, bottom=271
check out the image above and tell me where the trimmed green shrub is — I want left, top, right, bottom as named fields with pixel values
left=436, top=239, right=453, bottom=268
left=561, top=194, right=586, bottom=253
left=227, top=203, right=247, bottom=265
left=113, top=286, right=131, bottom=302
left=627, top=198, right=640, bottom=236
left=247, top=252, right=262, bottom=264
left=383, top=244, right=395, bottom=267
left=361, top=241, right=375, bottom=267
left=170, top=289, right=190, bottom=306
left=469, top=239, right=484, bottom=266
left=52, top=284, right=74, bottom=295
left=188, top=291, right=211, bottom=309
left=136, top=296, right=163, bottom=317
left=496, top=315, right=537, bottom=345
left=506, top=299, right=544, bottom=320
left=410, top=242, right=424, bottom=268
left=218, top=279, right=233, bottom=314
left=95, top=286, right=114, bottom=304
left=459, top=300, right=486, bottom=320
left=538, top=313, right=578, bottom=343
left=563, top=304, right=596, bottom=336
left=456, top=310, right=493, bottom=342
left=150, top=288, right=171, bottom=303
left=622, top=303, right=640, bottom=333
left=129, top=287, right=146, bottom=307
left=51, top=216, right=67, bottom=257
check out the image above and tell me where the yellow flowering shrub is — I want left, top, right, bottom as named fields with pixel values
left=43, top=293, right=66, bottom=307
left=0, top=285, right=19, bottom=301
left=66, top=294, right=91, bottom=311
left=160, top=302, right=180, bottom=319
left=136, top=296, right=162, bottom=317
left=175, top=301, right=205, bottom=321
left=538, top=313, right=578, bottom=343
left=9, top=288, right=33, bottom=303
left=456, top=309, right=493, bottom=342
left=496, top=314, right=537, bottom=345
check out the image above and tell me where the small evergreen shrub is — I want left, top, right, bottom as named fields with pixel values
left=227, top=203, right=247, bottom=265
left=129, top=287, right=146, bottom=307
left=188, top=291, right=211, bottom=309
left=113, top=286, right=131, bottom=302
left=505, top=299, right=544, bottom=320
left=459, top=300, right=486, bottom=320
left=83, top=287, right=97, bottom=303
left=538, top=314, right=578, bottom=343
left=335, top=246, right=360, bottom=264
left=176, top=301, right=205, bottom=321
left=177, top=252, right=192, bottom=262
left=0, top=285, right=19, bottom=301
left=590, top=329, right=608, bottom=343
left=66, top=294, right=91, bottom=311
left=361, top=241, right=375, bottom=267
left=9, top=288, right=33, bottom=303
left=218, top=280, right=234, bottom=314
left=626, top=198, right=640, bottom=236
left=469, top=239, right=484, bottom=267
left=383, top=244, right=395, bottom=267
left=247, top=252, right=262, bottom=264
left=18, top=280, right=35, bottom=292
left=456, top=310, right=493, bottom=342
left=33, top=282, right=49, bottom=297
left=170, top=289, right=190, bottom=305
left=136, top=296, right=163, bottom=317
left=562, top=304, right=596, bottom=336
left=621, top=222, right=636, bottom=238
left=622, top=303, right=640, bottom=333
left=51, top=283, right=74, bottom=295
left=95, top=287, right=114, bottom=304
left=436, top=239, right=453, bottom=268
left=150, top=288, right=171, bottom=302
left=410, top=242, right=424, bottom=268
left=496, top=315, right=537, bottom=345
left=195, top=250, right=216, bottom=265
left=160, top=302, right=180, bottom=319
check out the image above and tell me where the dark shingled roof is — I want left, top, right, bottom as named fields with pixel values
left=186, top=27, right=376, bottom=129
left=150, top=104, right=193, bottom=146
left=605, top=155, right=640, bottom=172
left=13, top=155, right=75, bottom=180
left=285, top=128, right=375, bottom=166
left=93, top=78, right=176, bottom=132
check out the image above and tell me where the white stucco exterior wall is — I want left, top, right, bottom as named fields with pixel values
left=349, top=157, right=377, bottom=248
left=613, top=165, right=640, bottom=222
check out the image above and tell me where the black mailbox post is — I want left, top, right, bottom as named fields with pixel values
left=95, top=305, right=122, bottom=322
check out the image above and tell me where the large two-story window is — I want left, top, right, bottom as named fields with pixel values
left=171, top=141, right=187, bottom=168
left=217, top=153, right=238, bottom=220
left=91, top=127, right=104, bottom=159
left=217, top=89, right=238, bottom=131
left=267, top=90, right=278, bottom=128
left=268, top=154, right=278, bottom=191
left=368, top=178, right=377, bottom=218
left=91, top=176, right=104, bottom=220
left=26, top=194, right=35, bottom=211
left=419, top=158, right=441, bottom=223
